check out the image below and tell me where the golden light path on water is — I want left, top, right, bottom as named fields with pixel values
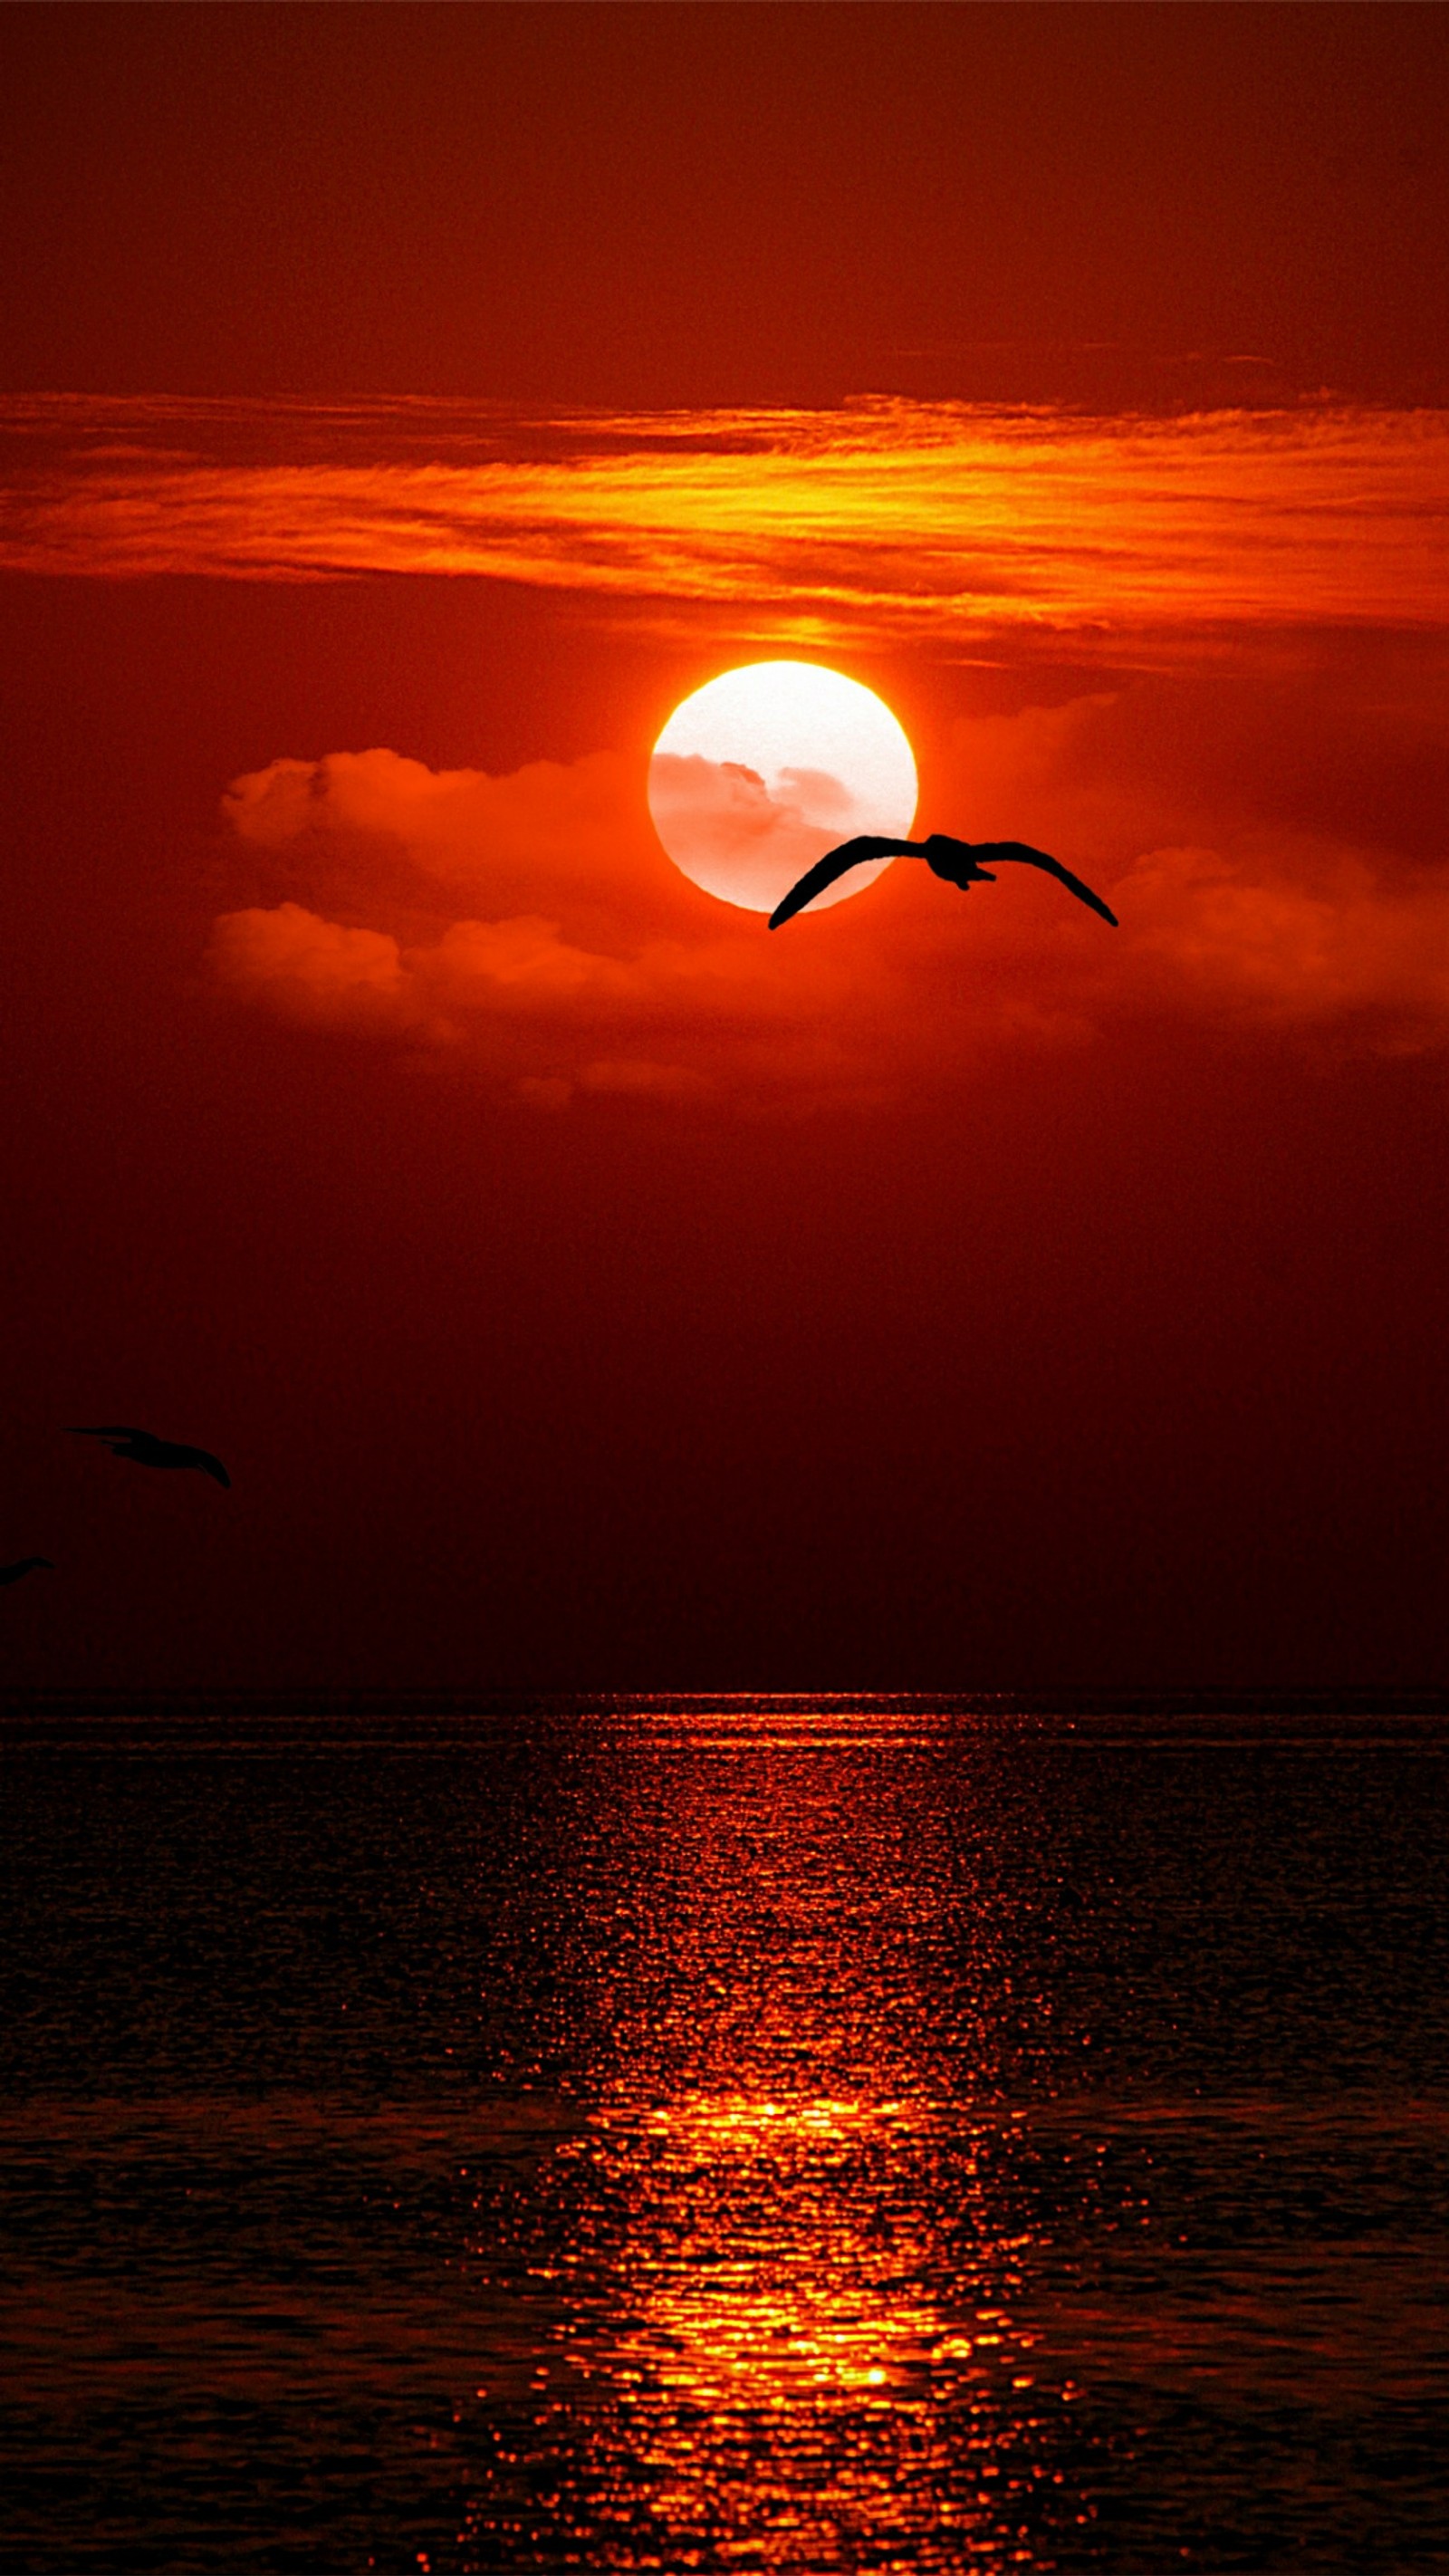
left=514, top=2101, right=1074, bottom=2566
left=457, top=1704, right=1092, bottom=2569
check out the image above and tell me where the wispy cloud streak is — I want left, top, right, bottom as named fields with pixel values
left=3, top=395, right=1446, bottom=652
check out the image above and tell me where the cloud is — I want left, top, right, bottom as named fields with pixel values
left=208, top=746, right=877, bottom=1101
left=926, top=682, right=1449, bottom=1049
left=208, top=902, right=411, bottom=1031
left=579, top=1057, right=713, bottom=1101
left=221, top=745, right=672, bottom=937
left=646, top=753, right=888, bottom=913
left=207, top=691, right=1449, bottom=1104
left=1121, top=842, right=1449, bottom=1043
left=6, top=394, right=1449, bottom=657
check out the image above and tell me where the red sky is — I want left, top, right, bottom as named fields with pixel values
left=3, top=4, right=1449, bottom=1691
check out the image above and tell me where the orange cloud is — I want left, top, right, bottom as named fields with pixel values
left=208, top=902, right=411, bottom=1031
left=208, top=707, right=1449, bottom=1103
left=647, top=753, right=882, bottom=915
left=221, top=745, right=671, bottom=941
left=7, top=395, right=1449, bottom=655
left=209, top=746, right=883, bottom=1101
left=1122, top=843, right=1449, bottom=1043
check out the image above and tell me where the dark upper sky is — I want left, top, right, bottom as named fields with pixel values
left=3, top=5, right=1448, bottom=1693
left=4, top=5, right=1448, bottom=411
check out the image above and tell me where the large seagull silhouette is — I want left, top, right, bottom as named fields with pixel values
left=769, top=832, right=1118, bottom=929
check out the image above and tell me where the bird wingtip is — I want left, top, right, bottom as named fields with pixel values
left=768, top=889, right=810, bottom=928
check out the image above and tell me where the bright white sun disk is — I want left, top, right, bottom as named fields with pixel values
left=648, top=661, right=917, bottom=915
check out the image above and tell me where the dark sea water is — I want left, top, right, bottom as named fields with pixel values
left=3, top=1698, right=1448, bottom=2573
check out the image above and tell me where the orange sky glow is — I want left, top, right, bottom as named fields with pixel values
left=10, top=14, right=1449, bottom=2559
left=5, top=393, right=1444, bottom=1107
left=5, top=3, right=1449, bottom=1693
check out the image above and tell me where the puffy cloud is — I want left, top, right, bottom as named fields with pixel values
left=1121, top=842, right=1449, bottom=1043
left=646, top=753, right=887, bottom=914
left=221, top=745, right=676, bottom=942
left=426, top=915, right=631, bottom=1007
left=208, top=745, right=858, bottom=1101
left=207, top=902, right=412, bottom=1031
left=925, top=677, right=1449, bottom=1047
left=209, top=688, right=1449, bottom=1103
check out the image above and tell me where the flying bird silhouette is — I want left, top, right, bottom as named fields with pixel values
left=0, top=1556, right=53, bottom=1587
left=69, top=1427, right=231, bottom=1488
left=768, top=832, right=1118, bottom=929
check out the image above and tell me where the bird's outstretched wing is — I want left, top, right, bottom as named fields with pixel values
left=184, top=1448, right=231, bottom=1488
left=68, top=1426, right=231, bottom=1485
left=767, top=836, right=920, bottom=929
left=972, top=841, right=1118, bottom=927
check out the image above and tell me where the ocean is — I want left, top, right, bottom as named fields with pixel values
left=3, top=1697, right=1447, bottom=2571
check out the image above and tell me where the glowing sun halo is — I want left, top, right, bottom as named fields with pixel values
left=648, top=661, right=917, bottom=916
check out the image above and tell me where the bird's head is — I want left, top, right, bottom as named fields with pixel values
left=922, top=834, right=991, bottom=888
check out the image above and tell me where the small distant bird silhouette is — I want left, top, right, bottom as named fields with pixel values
left=69, top=1427, right=231, bottom=1488
left=768, top=832, right=1118, bottom=929
left=0, top=1556, right=53, bottom=1586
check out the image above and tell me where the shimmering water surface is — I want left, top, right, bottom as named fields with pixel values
left=4, top=1699, right=1448, bottom=2572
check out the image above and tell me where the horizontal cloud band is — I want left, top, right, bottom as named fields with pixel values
left=5, top=395, right=1448, bottom=649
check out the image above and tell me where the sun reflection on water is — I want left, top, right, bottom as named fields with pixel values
left=454, top=1708, right=1099, bottom=2566
left=8, top=1707, right=1448, bottom=2573
left=468, top=2084, right=1083, bottom=2569
left=480, top=2091, right=1084, bottom=2560
left=577, top=2093, right=951, bottom=2404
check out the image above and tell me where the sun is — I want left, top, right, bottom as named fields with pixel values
left=648, top=662, right=917, bottom=916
